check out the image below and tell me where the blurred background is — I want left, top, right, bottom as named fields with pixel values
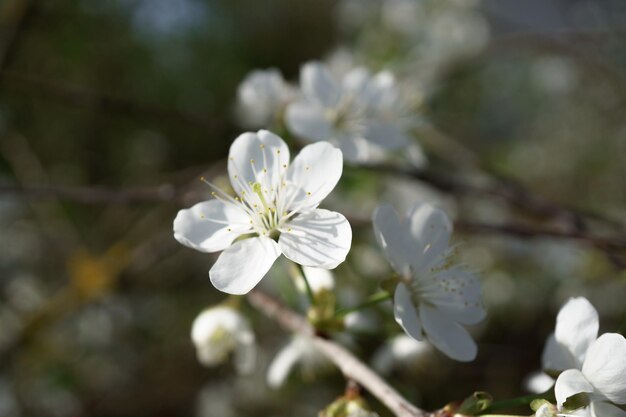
left=1, top=0, right=625, bottom=416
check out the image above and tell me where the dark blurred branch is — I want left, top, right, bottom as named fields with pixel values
left=362, top=163, right=622, bottom=230
left=0, top=0, right=35, bottom=70
left=2, top=181, right=625, bottom=255
left=247, top=289, right=432, bottom=417
left=0, top=70, right=219, bottom=130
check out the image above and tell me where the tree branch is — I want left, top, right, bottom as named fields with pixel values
left=246, top=289, right=432, bottom=417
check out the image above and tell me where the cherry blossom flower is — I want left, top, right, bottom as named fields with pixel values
left=236, top=69, right=294, bottom=128
left=285, top=61, right=418, bottom=163
left=555, top=333, right=626, bottom=417
left=191, top=305, right=256, bottom=374
left=173, top=130, right=352, bottom=295
left=373, top=203, right=485, bottom=361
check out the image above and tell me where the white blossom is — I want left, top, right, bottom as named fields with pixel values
left=373, top=203, right=485, bottom=361
left=191, top=306, right=256, bottom=374
left=372, top=334, right=434, bottom=375
left=555, top=333, right=626, bottom=417
left=236, top=69, right=294, bottom=128
left=173, top=130, right=352, bottom=295
left=286, top=61, right=419, bottom=163
left=266, top=334, right=330, bottom=389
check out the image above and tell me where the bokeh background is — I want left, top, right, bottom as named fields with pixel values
left=1, top=0, right=625, bottom=416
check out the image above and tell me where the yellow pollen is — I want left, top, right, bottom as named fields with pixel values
left=306, top=192, right=311, bottom=196
left=277, top=150, right=281, bottom=154
left=250, top=159, right=255, bottom=164
left=227, top=228, right=232, bottom=231
left=260, top=144, right=265, bottom=149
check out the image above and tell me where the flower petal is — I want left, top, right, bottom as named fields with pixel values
left=301, top=61, right=340, bottom=107
left=555, top=369, right=594, bottom=407
left=336, top=133, right=384, bottom=164
left=419, top=304, right=477, bottom=362
left=279, top=209, right=352, bottom=269
left=394, top=283, right=423, bottom=341
left=554, top=297, right=599, bottom=367
left=363, top=120, right=411, bottom=150
left=406, top=203, right=452, bottom=272
left=591, top=401, right=626, bottom=417
left=372, top=204, right=414, bottom=276
left=173, top=199, right=252, bottom=253
left=284, top=142, right=343, bottom=211
left=285, top=100, right=333, bottom=142
left=428, top=267, right=485, bottom=325
left=228, top=130, right=290, bottom=197
left=234, top=328, right=257, bottom=375
left=582, top=333, right=626, bottom=404
left=542, top=333, right=580, bottom=374
left=209, top=237, right=281, bottom=295
left=267, top=340, right=301, bottom=388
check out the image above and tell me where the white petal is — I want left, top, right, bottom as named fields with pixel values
left=336, top=134, right=382, bottom=164
left=267, top=340, right=301, bottom=388
left=209, top=237, right=281, bottom=295
left=279, top=209, right=352, bottom=269
left=394, top=283, right=423, bottom=341
left=555, top=369, right=594, bottom=407
left=341, top=67, right=370, bottom=93
left=555, top=297, right=599, bottom=366
left=227, top=130, right=290, bottom=197
left=372, top=204, right=414, bottom=276
left=406, top=203, right=453, bottom=271
left=284, top=141, right=343, bottom=211
left=524, top=371, right=555, bottom=394
left=285, top=100, right=332, bottom=142
left=301, top=61, right=340, bottom=107
left=173, top=199, right=252, bottom=253
left=234, top=329, right=257, bottom=375
left=428, top=268, right=485, bottom=325
left=591, top=401, right=626, bottom=417
left=363, top=121, right=411, bottom=150
left=301, top=266, right=335, bottom=292
left=419, top=304, right=477, bottom=362
left=542, top=333, right=580, bottom=374
left=582, top=333, right=626, bottom=404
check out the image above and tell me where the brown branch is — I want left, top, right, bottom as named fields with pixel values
left=246, top=290, right=431, bottom=417
left=361, top=163, right=624, bottom=231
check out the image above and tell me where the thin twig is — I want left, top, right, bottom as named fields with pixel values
left=246, top=289, right=432, bottom=417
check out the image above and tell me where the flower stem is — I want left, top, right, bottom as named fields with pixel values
left=296, top=264, right=316, bottom=306
left=335, top=291, right=392, bottom=317
left=482, top=390, right=554, bottom=414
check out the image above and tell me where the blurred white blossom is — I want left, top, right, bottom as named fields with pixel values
left=266, top=335, right=330, bottom=389
left=174, top=130, right=352, bottom=294
left=372, top=334, right=434, bottom=375
left=373, top=203, right=485, bottom=361
left=286, top=61, right=420, bottom=163
left=236, top=69, right=295, bottom=128
left=191, top=305, right=256, bottom=374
